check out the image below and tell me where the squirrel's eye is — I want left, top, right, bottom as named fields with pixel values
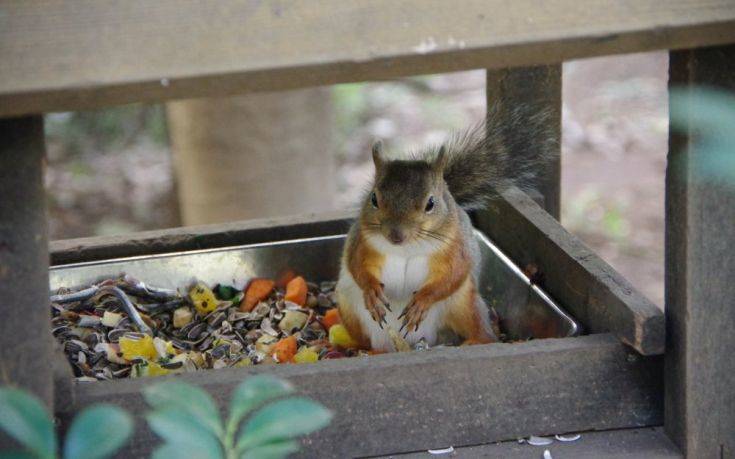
left=370, top=192, right=379, bottom=208
left=425, top=196, right=435, bottom=212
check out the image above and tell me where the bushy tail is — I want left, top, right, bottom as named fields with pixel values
left=438, top=104, right=558, bottom=210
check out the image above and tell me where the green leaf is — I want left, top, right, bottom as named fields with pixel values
left=63, top=404, right=133, bottom=459
left=151, top=443, right=221, bottom=459
left=146, top=406, right=222, bottom=459
left=143, top=381, right=223, bottom=437
left=228, top=376, right=294, bottom=429
left=240, top=440, right=299, bottom=459
left=235, top=398, right=332, bottom=452
left=0, top=452, right=38, bottom=459
left=216, top=285, right=238, bottom=301
left=0, top=388, right=56, bottom=459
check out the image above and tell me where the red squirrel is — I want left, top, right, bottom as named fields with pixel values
left=336, top=108, right=553, bottom=351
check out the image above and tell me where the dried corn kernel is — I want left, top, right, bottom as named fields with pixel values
left=293, top=347, right=319, bottom=364
left=328, top=324, right=358, bottom=349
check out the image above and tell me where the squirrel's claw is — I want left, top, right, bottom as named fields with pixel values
left=400, top=296, right=430, bottom=336
left=364, top=286, right=388, bottom=327
left=377, top=284, right=392, bottom=311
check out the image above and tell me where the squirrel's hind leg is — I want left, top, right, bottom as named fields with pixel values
left=444, top=278, right=497, bottom=345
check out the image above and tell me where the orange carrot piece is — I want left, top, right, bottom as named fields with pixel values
left=240, top=278, right=275, bottom=312
left=273, top=335, right=297, bottom=363
left=284, top=276, right=308, bottom=306
left=322, top=308, right=341, bottom=331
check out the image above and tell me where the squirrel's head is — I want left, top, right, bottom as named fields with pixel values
left=360, top=141, right=455, bottom=246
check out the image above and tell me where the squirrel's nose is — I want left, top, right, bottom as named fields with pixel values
left=387, top=228, right=405, bottom=245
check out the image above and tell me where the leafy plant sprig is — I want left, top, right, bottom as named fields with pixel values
left=143, top=375, right=332, bottom=459
left=0, top=387, right=132, bottom=459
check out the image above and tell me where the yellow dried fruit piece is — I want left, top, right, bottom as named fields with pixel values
left=189, top=282, right=218, bottom=315
left=119, top=334, right=157, bottom=361
left=293, top=347, right=319, bottom=364
left=146, top=362, right=171, bottom=377
left=328, top=324, right=358, bottom=349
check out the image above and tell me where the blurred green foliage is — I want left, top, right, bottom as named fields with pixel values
left=0, top=387, right=133, bottom=459
left=45, top=105, right=167, bottom=156
left=669, top=86, right=735, bottom=188
left=144, top=375, right=332, bottom=459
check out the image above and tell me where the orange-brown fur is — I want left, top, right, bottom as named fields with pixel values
left=338, top=229, right=385, bottom=349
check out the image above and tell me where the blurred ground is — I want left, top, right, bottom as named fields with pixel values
left=44, top=51, right=667, bottom=307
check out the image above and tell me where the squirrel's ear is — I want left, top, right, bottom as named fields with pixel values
left=433, top=145, right=449, bottom=172
left=372, top=141, right=384, bottom=169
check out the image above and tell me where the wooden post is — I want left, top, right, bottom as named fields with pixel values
left=0, top=117, right=53, bottom=408
left=487, top=65, right=562, bottom=219
left=665, top=45, right=735, bottom=457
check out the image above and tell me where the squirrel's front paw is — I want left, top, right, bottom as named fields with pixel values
left=398, top=296, right=430, bottom=337
left=363, top=283, right=391, bottom=328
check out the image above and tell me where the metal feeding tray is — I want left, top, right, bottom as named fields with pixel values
left=49, top=230, right=579, bottom=341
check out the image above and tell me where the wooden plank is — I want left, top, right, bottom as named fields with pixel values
left=475, top=187, right=664, bottom=355
left=0, top=117, right=53, bottom=408
left=2, top=0, right=735, bottom=117
left=384, top=427, right=682, bottom=459
left=487, top=65, right=562, bottom=219
left=664, top=44, right=735, bottom=458
left=49, top=210, right=354, bottom=265
left=58, top=334, right=662, bottom=458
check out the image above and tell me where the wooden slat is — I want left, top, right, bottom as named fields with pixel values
left=385, top=427, right=681, bottom=459
left=476, top=187, right=664, bottom=355
left=50, top=210, right=354, bottom=265
left=0, top=117, right=54, bottom=411
left=665, top=44, right=735, bottom=459
left=58, top=334, right=662, bottom=458
left=2, top=0, right=735, bottom=117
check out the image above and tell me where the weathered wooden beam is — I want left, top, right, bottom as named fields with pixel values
left=487, top=65, right=562, bottom=219
left=665, top=44, right=735, bottom=458
left=475, top=187, right=664, bottom=355
left=59, top=334, right=662, bottom=458
left=0, top=117, right=53, bottom=407
left=2, top=0, right=735, bottom=117
left=50, top=210, right=354, bottom=266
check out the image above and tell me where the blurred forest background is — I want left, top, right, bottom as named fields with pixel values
left=44, top=52, right=667, bottom=307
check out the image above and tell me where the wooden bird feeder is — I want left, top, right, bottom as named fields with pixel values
left=1, top=2, right=734, bottom=457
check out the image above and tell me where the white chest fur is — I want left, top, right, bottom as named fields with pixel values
left=380, top=253, right=429, bottom=301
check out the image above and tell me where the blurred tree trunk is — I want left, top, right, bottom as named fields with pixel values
left=166, top=88, right=335, bottom=225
